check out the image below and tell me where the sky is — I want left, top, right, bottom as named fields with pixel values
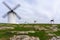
left=0, top=0, right=60, bottom=24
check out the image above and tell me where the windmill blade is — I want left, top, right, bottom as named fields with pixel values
left=2, top=13, right=8, bottom=18
left=14, top=13, right=21, bottom=19
left=13, top=4, right=20, bottom=10
left=16, top=14, right=21, bottom=19
left=3, top=2, right=11, bottom=10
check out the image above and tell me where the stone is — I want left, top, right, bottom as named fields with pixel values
left=10, top=35, right=40, bottom=40
left=50, top=37, right=57, bottom=40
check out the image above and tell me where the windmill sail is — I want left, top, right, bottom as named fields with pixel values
left=3, top=2, right=12, bottom=10
left=3, top=13, right=9, bottom=18
left=13, top=4, right=20, bottom=10
left=14, top=12, right=21, bottom=19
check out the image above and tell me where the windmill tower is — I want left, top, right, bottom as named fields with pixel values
left=3, top=2, right=21, bottom=24
left=50, top=19, right=54, bottom=24
left=34, top=20, right=36, bottom=23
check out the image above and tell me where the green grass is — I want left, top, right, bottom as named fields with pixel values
left=0, top=23, right=60, bottom=40
left=0, top=23, right=59, bottom=27
left=28, top=30, right=49, bottom=40
left=53, top=31, right=60, bottom=36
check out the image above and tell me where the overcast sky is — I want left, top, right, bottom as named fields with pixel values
left=0, top=0, right=60, bottom=24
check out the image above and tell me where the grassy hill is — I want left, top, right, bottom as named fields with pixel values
left=0, top=23, right=60, bottom=40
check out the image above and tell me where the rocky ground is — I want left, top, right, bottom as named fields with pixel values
left=10, top=35, right=40, bottom=40
left=0, top=24, right=60, bottom=40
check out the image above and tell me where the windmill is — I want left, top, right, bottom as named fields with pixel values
left=50, top=19, right=54, bottom=24
left=34, top=20, right=36, bottom=23
left=3, top=2, right=21, bottom=24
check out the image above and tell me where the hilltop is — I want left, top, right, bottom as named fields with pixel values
left=0, top=23, right=60, bottom=40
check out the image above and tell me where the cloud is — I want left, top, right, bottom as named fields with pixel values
left=0, top=0, right=60, bottom=23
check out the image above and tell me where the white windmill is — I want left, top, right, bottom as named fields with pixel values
left=50, top=19, right=54, bottom=24
left=3, top=2, right=21, bottom=24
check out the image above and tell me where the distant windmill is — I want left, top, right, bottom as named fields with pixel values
left=34, top=20, right=36, bottom=23
left=50, top=19, right=54, bottom=24
left=2, top=2, right=21, bottom=24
